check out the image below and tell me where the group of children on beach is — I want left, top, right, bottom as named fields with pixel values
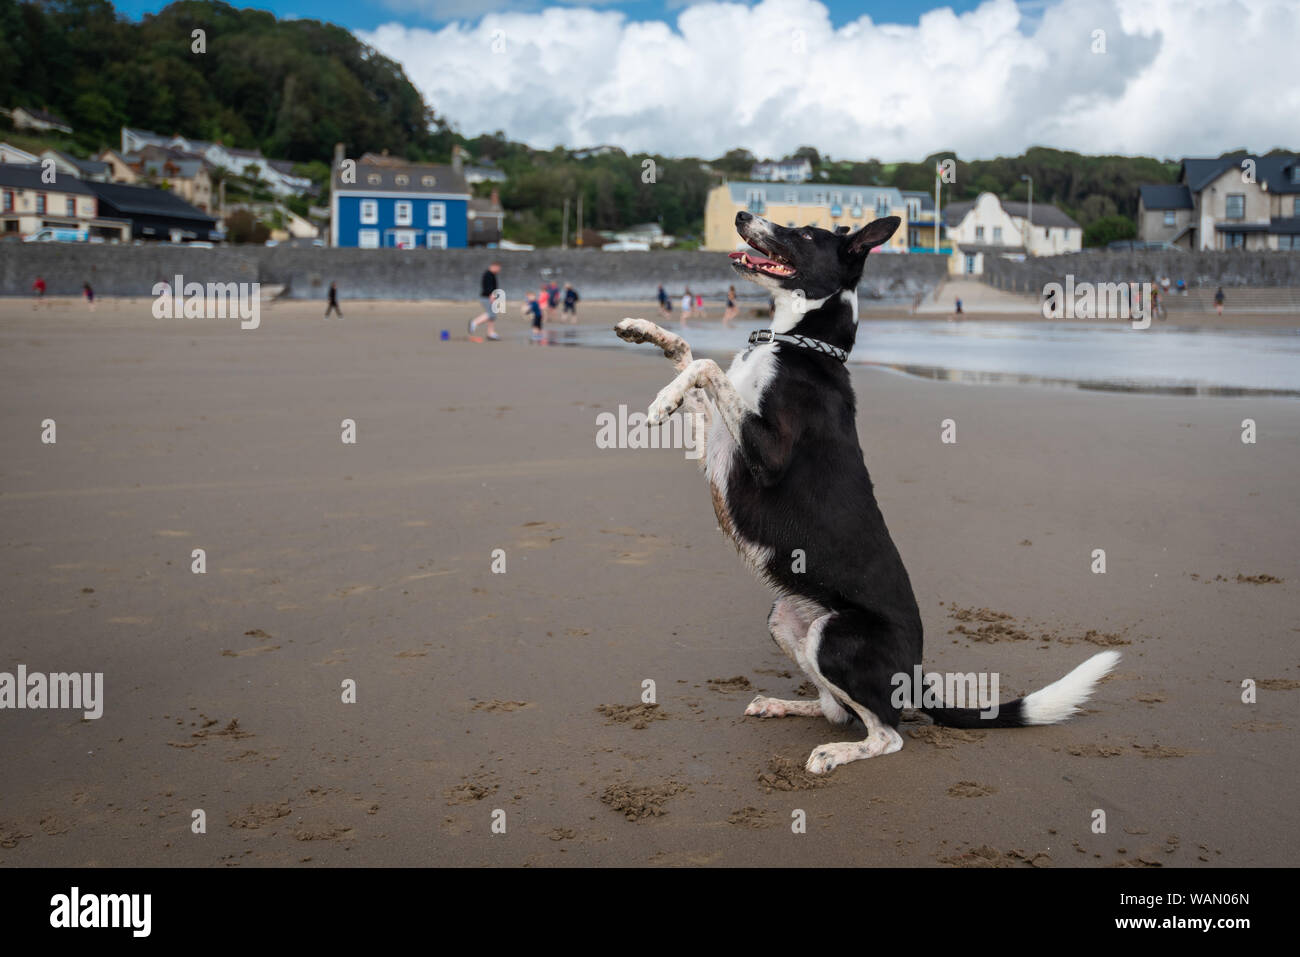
left=658, top=284, right=739, bottom=328
left=467, top=262, right=581, bottom=341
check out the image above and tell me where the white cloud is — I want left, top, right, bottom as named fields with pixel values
left=358, top=0, right=1300, bottom=160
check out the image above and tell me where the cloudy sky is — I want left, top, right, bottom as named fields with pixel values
left=118, top=0, right=1298, bottom=162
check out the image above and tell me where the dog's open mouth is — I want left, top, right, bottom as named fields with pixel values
left=729, top=244, right=796, bottom=278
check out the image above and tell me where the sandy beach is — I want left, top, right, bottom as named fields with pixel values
left=1, top=296, right=1296, bottom=867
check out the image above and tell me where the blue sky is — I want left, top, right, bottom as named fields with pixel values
left=111, top=0, right=994, bottom=33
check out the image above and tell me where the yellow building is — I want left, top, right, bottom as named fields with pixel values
left=704, top=181, right=909, bottom=252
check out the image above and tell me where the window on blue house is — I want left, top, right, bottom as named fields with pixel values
left=395, top=202, right=412, bottom=226
left=360, top=200, right=377, bottom=225
left=427, top=232, right=447, bottom=249
left=428, top=203, right=446, bottom=227
left=358, top=229, right=379, bottom=248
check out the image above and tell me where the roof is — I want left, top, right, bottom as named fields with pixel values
left=901, top=190, right=935, bottom=212
left=17, top=106, right=70, bottom=127
left=944, top=196, right=1080, bottom=229
left=139, top=158, right=206, bottom=179
left=726, top=180, right=903, bottom=208
left=85, top=181, right=215, bottom=222
left=1180, top=154, right=1300, bottom=194
left=1268, top=216, right=1300, bottom=234
left=467, top=197, right=503, bottom=214
left=0, top=164, right=95, bottom=194
left=1140, top=184, right=1194, bottom=210
left=46, top=150, right=110, bottom=177
left=334, top=160, right=469, bottom=195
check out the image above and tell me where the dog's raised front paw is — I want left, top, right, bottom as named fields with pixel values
left=615, top=317, right=655, bottom=343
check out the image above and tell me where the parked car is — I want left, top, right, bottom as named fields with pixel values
left=24, top=227, right=89, bottom=243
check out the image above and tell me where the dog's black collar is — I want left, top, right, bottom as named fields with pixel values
left=748, top=329, right=848, bottom=363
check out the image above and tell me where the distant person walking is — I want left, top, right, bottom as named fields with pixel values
left=324, top=281, right=342, bottom=319
left=1214, top=287, right=1225, bottom=316
left=469, top=261, right=503, bottom=340
left=522, top=292, right=544, bottom=340
left=680, top=288, right=693, bottom=327
left=82, top=282, right=95, bottom=312
left=546, top=282, right=560, bottom=323
left=657, top=284, right=672, bottom=320
left=562, top=283, right=579, bottom=322
left=32, top=275, right=47, bottom=310
left=722, top=284, right=738, bottom=327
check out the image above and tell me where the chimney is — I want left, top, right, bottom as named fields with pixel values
left=452, top=145, right=464, bottom=175
left=333, top=142, right=344, bottom=168
left=490, top=188, right=500, bottom=207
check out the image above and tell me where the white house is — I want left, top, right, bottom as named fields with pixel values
left=750, top=158, right=814, bottom=183
left=0, top=142, right=38, bottom=164
left=943, top=192, right=1082, bottom=274
left=120, top=128, right=310, bottom=198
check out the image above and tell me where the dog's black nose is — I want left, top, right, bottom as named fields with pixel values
left=736, top=211, right=752, bottom=225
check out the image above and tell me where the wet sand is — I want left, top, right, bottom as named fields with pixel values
left=1, top=297, right=1297, bottom=867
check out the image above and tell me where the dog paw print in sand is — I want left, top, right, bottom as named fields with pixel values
left=598, top=781, right=689, bottom=821
left=595, top=703, right=666, bottom=729
left=947, top=781, right=997, bottom=798
left=939, top=846, right=1051, bottom=868
left=1255, top=678, right=1300, bottom=691
left=0, top=822, right=32, bottom=849
left=168, top=715, right=253, bottom=749
left=1064, top=743, right=1125, bottom=758
left=907, top=726, right=987, bottom=750
left=706, top=675, right=752, bottom=694
left=228, top=802, right=292, bottom=830
left=946, top=607, right=1130, bottom=647
left=599, top=527, right=669, bottom=566
left=221, top=630, right=280, bottom=657
left=444, top=774, right=500, bottom=806
left=471, top=699, right=535, bottom=713
left=516, top=521, right=564, bottom=549
left=757, top=755, right=833, bottom=793
left=727, top=806, right=776, bottom=829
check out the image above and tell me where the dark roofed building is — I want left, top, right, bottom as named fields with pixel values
left=331, top=147, right=471, bottom=248
left=1139, top=152, right=1300, bottom=249
left=86, top=181, right=218, bottom=242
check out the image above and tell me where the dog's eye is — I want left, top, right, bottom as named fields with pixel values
left=802, top=232, right=812, bottom=241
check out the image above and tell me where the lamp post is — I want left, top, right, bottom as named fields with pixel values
left=1020, top=174, right=1032, bottom=252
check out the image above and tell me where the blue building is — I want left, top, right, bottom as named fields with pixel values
left=330, top=151, right=471, bottom=249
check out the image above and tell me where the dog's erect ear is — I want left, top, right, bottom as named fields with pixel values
left=844, top=216, right=901, bottom=256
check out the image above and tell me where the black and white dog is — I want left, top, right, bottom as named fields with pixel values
left=615, top=211, right=1119, bottom=774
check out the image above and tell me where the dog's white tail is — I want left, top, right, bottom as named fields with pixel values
left=1021, top=650, right=1122, bottom=725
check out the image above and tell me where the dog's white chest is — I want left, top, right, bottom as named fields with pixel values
left=726, top=343, right=778, bottom=411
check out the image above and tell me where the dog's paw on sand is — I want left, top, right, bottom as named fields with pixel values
left=757, top=755, right=833, bottom=793
left=595, top=703, right=666, bottom=729
left=707, top=675, right=752, bottom=694
left=940, top=845, right=1051, bottom=868
left=599, top=781, right=688, bottom=821
left=947, top=781, right=998, bottom=798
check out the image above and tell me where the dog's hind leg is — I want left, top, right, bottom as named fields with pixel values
left=746, top=599, right=826, bottom=718
left=799, top=611, right=906, bottom=774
